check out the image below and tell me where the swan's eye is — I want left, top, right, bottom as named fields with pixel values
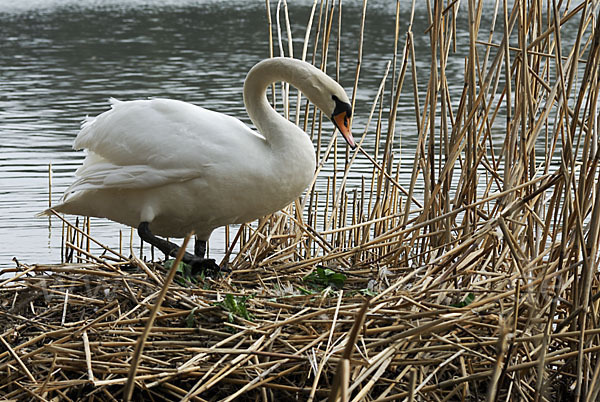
left=332, top=95, right=352, bottom=119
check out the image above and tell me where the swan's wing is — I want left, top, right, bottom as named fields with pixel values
left=63, top=152, right=201, bottom=195
left=65, top=98, right=263, bottom=196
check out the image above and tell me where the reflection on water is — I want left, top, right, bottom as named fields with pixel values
left=0, top=0, right=562, bottom=266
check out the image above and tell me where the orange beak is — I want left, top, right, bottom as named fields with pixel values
left=333, top=111, right=356, bottom=149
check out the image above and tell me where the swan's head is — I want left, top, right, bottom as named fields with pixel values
left=308, top=74, right=356, bottom=149
left=330, top=94, right=355, bottom=149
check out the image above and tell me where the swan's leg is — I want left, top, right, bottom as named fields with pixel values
left=138, top=222, right=182, bottom=258
left=138, top=222, right=220, bottom=274
left=194, top=237, right=206, bottom=259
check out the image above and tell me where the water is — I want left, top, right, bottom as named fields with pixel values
left=0, top=0, right=578, bottom=268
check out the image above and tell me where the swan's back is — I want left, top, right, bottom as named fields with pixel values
left=77, top=98, right=261, bottom=170
left=63, top=98, right=267, bottom=194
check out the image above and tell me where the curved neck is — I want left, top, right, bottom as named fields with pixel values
left=243, top=58, right=320, bottom=149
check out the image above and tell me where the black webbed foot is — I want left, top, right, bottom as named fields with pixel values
left=138, top=222, right=228, bottom=277
left=185, top=255, right=223, bottom=277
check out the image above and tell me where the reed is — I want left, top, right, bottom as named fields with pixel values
left=1, top=0, right=600, bottom=400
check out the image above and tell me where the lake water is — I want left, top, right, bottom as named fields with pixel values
left=0, top=0, right=571, bottom=267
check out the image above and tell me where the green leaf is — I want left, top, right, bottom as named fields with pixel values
left=360, top=288, right=378, bottom=297
left=297, top=286, right=314, bottom=295
left=164, top=259, right=198, bottom=286
left=451, top=292, right=475, bottom=308
left=185, top=307, right=198, bottom=328
left=303, top=267, right=347, bottom=289
left=217, top=294, right=254, bottom=322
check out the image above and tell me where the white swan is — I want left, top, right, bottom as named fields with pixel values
left=44, top=57, right=355, bottom=270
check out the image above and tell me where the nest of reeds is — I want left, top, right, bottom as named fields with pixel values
left=3, top=0, right=600, bottom=400
left=2, top=185, right=600, bottom=401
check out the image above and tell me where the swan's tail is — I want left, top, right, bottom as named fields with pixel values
left=36, top=206, right=61, bottom=218
left=36, top=208, right=53, bottom=218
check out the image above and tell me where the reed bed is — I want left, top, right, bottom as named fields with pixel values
left=2, top=0, right=600, bottom=400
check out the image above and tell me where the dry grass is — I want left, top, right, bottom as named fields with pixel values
left=2, top=0, right=600, bottom=400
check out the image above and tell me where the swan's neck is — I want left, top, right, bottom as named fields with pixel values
left=243, top=58, right=318, bottom=151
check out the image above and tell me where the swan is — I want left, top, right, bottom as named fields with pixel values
left=43, top=57, right=355, bottom=271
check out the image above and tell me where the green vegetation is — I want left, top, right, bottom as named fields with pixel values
left=217, top=293, right=254, bottom=322
left=302, top=266, right=347, bottom=290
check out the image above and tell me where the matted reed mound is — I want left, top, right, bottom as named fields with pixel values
left=1, top=192, right=600, bottom=401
